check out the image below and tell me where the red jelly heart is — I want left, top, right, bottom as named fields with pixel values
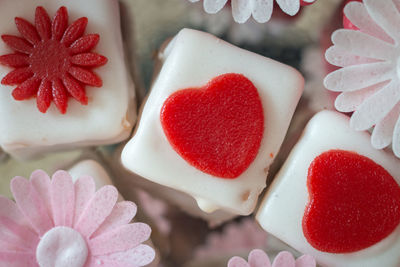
left=303, top=150, right=400, bottom=253
left=160, top=73, right=264, bottom=179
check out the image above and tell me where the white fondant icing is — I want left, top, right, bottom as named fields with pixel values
left=256, top=110, right=400, bottom=267
left=36, top=226, right=88, bottom=267
left=122, top=28, right=304, bottom=215
left=0, top=0, right=136, bottom=160
left=69, top=160, right=113, bottom=189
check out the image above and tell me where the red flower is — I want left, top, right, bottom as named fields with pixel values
left=0, top=6, right=108, bottom=114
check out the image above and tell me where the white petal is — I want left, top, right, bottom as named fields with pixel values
left=364, top=0, right=400, bottom=43
left=325, top=46, right=378, bottom=67
left=204, top=0, right=228, bottom=13
left=372, top=103, right=400, bottom=149
left=350, top=81, right=400, bottom=130
left=276, top=0, right=300, bottom=16
left=252, top=0, right=273, bottom=23
left=232, top=0, right=252, bottom=23
left=344, top=2, right=393, bottom=43
left=392, top=113, right=400, bottom=157
left=188, top=0, right=200, bottom=2
left=324, top=62, right=394, bottom=92
left=302, top=0, right=315, bottom=2
left=331, top=29, right=396, bottom=61
left=335, top=83, right=384, bottom=112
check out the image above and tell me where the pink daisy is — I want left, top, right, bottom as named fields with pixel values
left=0, top=170, right=155, bottom=267
left=227, top=249, right=316, bottom=267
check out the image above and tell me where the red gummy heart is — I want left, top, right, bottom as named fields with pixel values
left=160, top=73, right=264, bottom=179
left=303, top=150, right=400, bottom=253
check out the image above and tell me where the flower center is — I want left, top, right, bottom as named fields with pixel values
left=29, top=40, right=71, bottom=81
left=36, top=226, right=88, bottom=267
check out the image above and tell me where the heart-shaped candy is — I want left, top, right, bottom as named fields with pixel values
left=160, top=73, right=264, bottom=179
left=303, top=150, right=400, bottom=253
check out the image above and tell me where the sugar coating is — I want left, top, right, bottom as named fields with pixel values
left=256, top=110, right=400, bottom=267
left=122, top=28, right=303, bottom=215
left=0, top=0, right=135, bottom=160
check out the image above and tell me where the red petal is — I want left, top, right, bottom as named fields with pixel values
left=11, top=77, right=41, bottom=100
left=1, top=67, right=33, bottom=85
left=71, top=53, right=107, bottom=67
left=69, top=34, right=99, bottom=54
left=15, top=17, right=40, bottom=45
left=62, top=75, right=88, bottom=105
left=52, top=7, right=68, bottom=41
left=0, top=54, right=29, bottom=67
left=35, top=6, right=51, bottom=40
left=68, top=66, right=102, bottom=87
left=52, top=79, right=68, bottom=114
left=1, top=35, right=33, bottom=54
left=61, top=17, right=88, bottom=47
left=37, top=79, right=52, bottom=113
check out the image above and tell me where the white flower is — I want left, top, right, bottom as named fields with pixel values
left=324, top=0, right=400, bottom=157
left=188, top=0, right=316, bottom=23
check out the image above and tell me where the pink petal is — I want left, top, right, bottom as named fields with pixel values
left=52, top=7, right=68, bottom=41
left=350, top=81, right=400, bottom=130
left=331, top=29, right=395, bottom=61
left=344, top=2, right=393, bottom=43
left=35, top=6, right=51, bottom=40
left=248, top=249, right=272, bottom=267
left=68, top=66, right=102, bottom=87
left=272, top=251, right=296, bottom=267
left=69, top=34, right=100, bottom=54
left=227, top=256, right=251, bottom=267
left=1, top=67, right=33, bottom=85
left=0, top=196, right=38, bottom=251
left=90, top=244, right=155, bottom=267
left=92, top=201, right=137, bottom=238
left=36, top=80, right=52, bottom=113
left=61, top=17, right=88, bottom=47
left=372, top=103, right=400, bottom=149
left=51, top=78, right=68, bottom=114
left=0, top=251, right=37, bottom=267
left=62, top=75, right=88, bottom=105
left=71, top=53, right=108, bottom=67
left=11, top=77, right=41, bottom=100
left=75, top=185, right=118, bottom=238
left=89, top=223, right=151, bottom=256
left=324, top=62, right=393, bottom=92
left=73, top=175, right=96, bottom=227
left=0, top=216, right=39, bottom=252
left=10, top=177, right=53, bottom=236
left=0, top=53, right=29, bottom=67
left=14, top=17, right=40, bottom=45
left=1, top=35, right=33, bottom=54
left=364, top=0, right=400, bottom=43
left=295, top=255, right=316, bottom=267
left=51, top=171, right=75, bottom=227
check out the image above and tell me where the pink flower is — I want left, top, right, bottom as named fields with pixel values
left=0, top=170, right=155, bottom=267
left=227, top=249, right=316, bottom=267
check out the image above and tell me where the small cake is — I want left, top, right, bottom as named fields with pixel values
left=122, top=28, right=303, bottom=216
left=256, top=110, right=400, bottom=267
left=0, top=0, right=135, bottom=160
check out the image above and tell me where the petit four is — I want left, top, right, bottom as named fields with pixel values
left=0, top=0, right=135, bottom=160
left=256, top=110, right=400, bottom=267
left=122, top=28, right=304, bottom=215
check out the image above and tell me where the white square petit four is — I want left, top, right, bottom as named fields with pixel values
left=0, top=0, right=135, bottom=160
left=122, top=28, right=303, bottom=215
left=256, top=110, right=400, bottom=267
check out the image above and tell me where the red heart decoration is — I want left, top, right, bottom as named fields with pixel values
left=160, top=73, right=264, bottom=179
left=303, top=150, right=400, bottom=253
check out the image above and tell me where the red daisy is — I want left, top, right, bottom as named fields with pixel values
left=0, top=6, right=108, bottom=114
